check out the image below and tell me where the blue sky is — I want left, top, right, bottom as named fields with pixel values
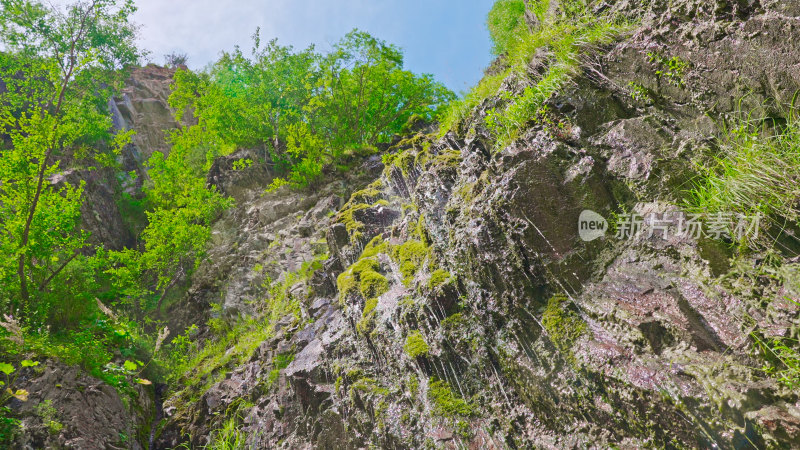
left=133, top=0, right=495, bottom=93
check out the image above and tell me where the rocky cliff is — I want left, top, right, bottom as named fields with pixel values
left=10, top=1, right=800, bottom=448
left=151, top=1, right=800, bottom=448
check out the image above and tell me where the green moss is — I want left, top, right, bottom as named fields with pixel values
left=336, top=202, right=370, bottom=240
left=336, top=271, right=358, bottom=300
left=335, top=376, right=343, bottom=394
left=416, top=214, right=430, bottom=245
left=337, top=239, right=394, bottom=305
left=338, top=257, right=382, bottom=304
left=388, top=133, right=428, bottom=153
left=427, top=378, right=475, bottom=418
left=441, top=313, right=465, bottom=331
left=390, top=149, right=417, bottom=177
left=541, top=294, right=587, bottom=354
left=404, top=330, right=430, bottom=358
left=361, top=235, right=389, bottom=259
left=350, top=187, right=381, bottom=204
left=431, top=149, right=461, bottom=168
left=414, top=142, right=433, bottom=168
left=345, top=368, right=364, bottom=380
left=391, top=240, right=430, bottom=285
left=455, top=420, right=472, bottom=440
left=428, top=269, right=451, bottom=290
left=455, top=183, right=475, bottom=203
left=351, top=377, right=389, bottom=396
left=359, top=271, right=389, bottom=299
left=356, top=315, right=376, bottom=335
left=401, top=202, right=418, bottom=215
left=357, top=297, right=380, bottom=335
left=351, top=257, right=380, bottom=274
left=362, top=297, right=378, bottom=317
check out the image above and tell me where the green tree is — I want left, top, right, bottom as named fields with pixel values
left=170, top=29, right=454, bottom=189
left=0, top=0, right=141, bottom=325
left=169, top=32, right=319, bottom=169
left=106, top=141, right=232, bottom=314
left=314, top=30, right=453, bottom=152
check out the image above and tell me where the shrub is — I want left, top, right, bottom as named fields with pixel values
left=164, top=52, right=188, bottom=68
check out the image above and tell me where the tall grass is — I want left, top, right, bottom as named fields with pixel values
left=439, top=71, right=508, bottom=136
left=162, top=255, right=323, bottom=394
left=687, top=109, right=800, bottom=245
left=486, top=9, right=627, bottom=149
left=690, top=109, right=800, bottom=389
left=204, top=412, right=248, bottom=450
left=486, top=0, right=528, bottom=56
left=439, top=0, right=628, bottom=148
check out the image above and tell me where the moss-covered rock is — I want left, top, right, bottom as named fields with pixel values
left=541, top=293, right=586, bottom=354
left=335, top=202, right=370, bottom=242
left=359, top=271, right=389, bottom=299
left=427, top=269, right=451, bottom=290
left=337, top=257, right=383, bottom=305
left=403, top=330, right=430, bottom=358
left=391, top=240, right=429, bottom=285
left=361, top=235, right=389, bottom=259
left=427, top=378, right=475, bottom=419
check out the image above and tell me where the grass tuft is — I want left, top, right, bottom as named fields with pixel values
left=687, top=109, right=800, bottom=246
left=439, top=0, right=629, bottom=146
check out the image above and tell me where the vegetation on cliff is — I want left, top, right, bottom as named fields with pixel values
left=169, top=30, right=454, bottom=189
left=0, top=0, right=451, bottom=442
left=1, top=0, right=800, bottom=447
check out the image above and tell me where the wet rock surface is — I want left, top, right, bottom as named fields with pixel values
left=151, top=1, right=800, bottom=448
left=11, top=360, right=152, bottom=450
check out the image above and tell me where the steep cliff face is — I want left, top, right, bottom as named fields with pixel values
left=110, top=65, right=194, bottom=196
left=148, top=1, right=800, bottom=448
left=58, top=65, right=190, bottom=252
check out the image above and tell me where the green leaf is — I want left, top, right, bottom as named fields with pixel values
left=20, top=360, right=39, bottom=368
left=0, top=363, right=14, bottom=375
left=123, top=360, right=138, bottom=371
left=7, top=388, right=29, bottom=402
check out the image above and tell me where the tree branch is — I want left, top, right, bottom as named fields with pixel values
left=38, top=250, right=80, bottom=292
